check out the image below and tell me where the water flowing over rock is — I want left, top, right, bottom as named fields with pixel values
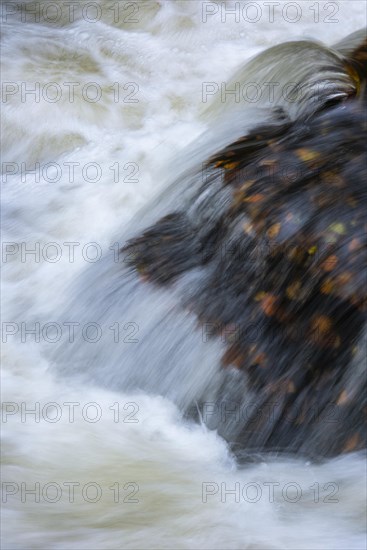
left=121, top=31, right=367, bottom=458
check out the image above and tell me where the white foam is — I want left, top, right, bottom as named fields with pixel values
left=2, top=1, right=366, bottom=548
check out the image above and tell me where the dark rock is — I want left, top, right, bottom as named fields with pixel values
left=122, top=32, right=367, bottom=457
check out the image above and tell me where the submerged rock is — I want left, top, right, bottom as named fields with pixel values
left=122, top=31, right=367, bottom=458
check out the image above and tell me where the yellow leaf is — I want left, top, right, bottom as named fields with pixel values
left=296, top=148, right=321, bottom=162
left=328, top=223, right=346, bottom=235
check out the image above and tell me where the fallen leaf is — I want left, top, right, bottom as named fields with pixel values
left=348, top=238, right=360, bottom=251
left=337, top=390, right=349, bottom=406
left=322, top=255, right=338, bottom=271
left=254, top=353, right=267, bottom=367
left=267, top=223, right=281, bottom=239
left=336, top=272, right=353, bottom=285
left=321, top=279, right=334, bottom=294
left=311, top=315, right=333, bottom=334
left=224, top=162, right=238, bottom=170
left=261, top=294, right=278, bottom=316
left=343, top=433, right=360, bottom=452
left=296, top=148, right=321, bottom=162
left=286, top=280, right=301, bottom=300
left=244, top=194, right=264, bottom=203
left=328, top=223, right=346, bottom=235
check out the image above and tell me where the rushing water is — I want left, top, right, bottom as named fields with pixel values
left=1, top=1, right=366, bottom=549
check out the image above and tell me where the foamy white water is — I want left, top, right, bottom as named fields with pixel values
left=1, top=1, right=366, bottom=548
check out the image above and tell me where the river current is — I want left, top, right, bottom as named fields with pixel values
left=2, top=1, right=366, bottom=548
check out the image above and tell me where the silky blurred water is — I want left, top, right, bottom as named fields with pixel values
left=1, top=1, right=366, bottom=549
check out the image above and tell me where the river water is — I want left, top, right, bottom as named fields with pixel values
left=1, top=1, right=366, bottom=548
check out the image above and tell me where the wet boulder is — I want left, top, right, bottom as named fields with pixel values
left=122, top=32, right=367, bottom=458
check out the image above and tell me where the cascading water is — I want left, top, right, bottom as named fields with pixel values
left=2, top=2, right=366, bottom=549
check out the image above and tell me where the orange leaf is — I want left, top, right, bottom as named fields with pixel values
left=254, top=352, right=267, bottom=367
left=321, top=279, right=334, bottom=294
left=311, top=315, right=333, bottom=334
left=244, top=194, right=264, bottom=203
left=223, top=162, right=238, bottom=170
left=261, top=294, right=278, bottom=316
left=322, top=255, right=338, bottom=271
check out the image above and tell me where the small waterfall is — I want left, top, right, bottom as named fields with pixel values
left=51, top=30, right=366, bottom=458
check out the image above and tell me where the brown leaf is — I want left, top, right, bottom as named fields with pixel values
left=348, top=238, right=360, bottom=251
left=253, top=352, right=267, bottom=367
left=311, top=315, right=333, bottom=334
left=286, top=280, right=301, bottom=300
left=267, top=223, right=281, bottom=239
left=343, top=433, right=360, bottom=453
left=337, top=390, right=349, bottom=406
left=321, top=279, right=334, bottom=294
